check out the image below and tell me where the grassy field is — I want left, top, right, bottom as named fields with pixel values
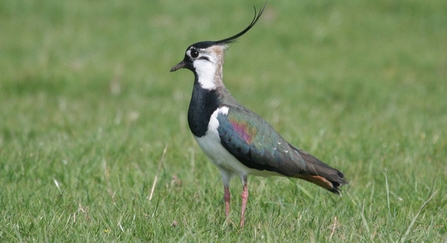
left=1, top=0, right=446, bottom=241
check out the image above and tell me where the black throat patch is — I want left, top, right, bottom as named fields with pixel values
left=187, top=78, right=221, bottom=137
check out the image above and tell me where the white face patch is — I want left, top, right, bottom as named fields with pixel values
left=188, top=45, right=227, bottom=90
left=194, top=59, right=218, bottom=90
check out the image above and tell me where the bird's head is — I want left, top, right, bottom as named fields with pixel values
left=170, top=41, right=228, bottom=75
left=170, top=5, right=265, bottom=78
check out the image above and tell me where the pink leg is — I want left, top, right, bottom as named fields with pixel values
left=224, top=186, right=231, bottom=219
left=240, top=181, right=249, bottom=227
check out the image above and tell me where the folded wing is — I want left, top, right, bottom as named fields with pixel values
left=216, top=105, right=347, bottom=193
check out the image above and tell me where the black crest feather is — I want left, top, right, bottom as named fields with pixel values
left=214, top=3, right=266, bottom=45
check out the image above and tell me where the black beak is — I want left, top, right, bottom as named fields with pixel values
left=170, top=61, right=186, bottom=72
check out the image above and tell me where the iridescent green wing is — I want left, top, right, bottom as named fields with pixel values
left=216, top=105, right=306, bottom=175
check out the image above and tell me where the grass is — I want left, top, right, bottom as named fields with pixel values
left=1, top=0, right=446, bottom=241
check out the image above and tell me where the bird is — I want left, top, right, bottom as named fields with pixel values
left=170, top=5, right=347, bottom=227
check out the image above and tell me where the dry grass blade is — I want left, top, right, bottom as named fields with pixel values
left=329, top=216, right=338, bottom=240
left=148, top=145, right=168, bottom=201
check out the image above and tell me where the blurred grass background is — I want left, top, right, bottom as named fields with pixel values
left=1, top=0, right=446, bottom=241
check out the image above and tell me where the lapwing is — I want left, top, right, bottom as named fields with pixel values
left=170, top=5, right=347, bottom=227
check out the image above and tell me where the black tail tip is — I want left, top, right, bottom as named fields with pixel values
left=328, top=178, right=348, bottom=195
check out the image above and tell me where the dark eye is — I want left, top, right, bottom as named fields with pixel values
left=190, top=49, right=199, bottom=58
